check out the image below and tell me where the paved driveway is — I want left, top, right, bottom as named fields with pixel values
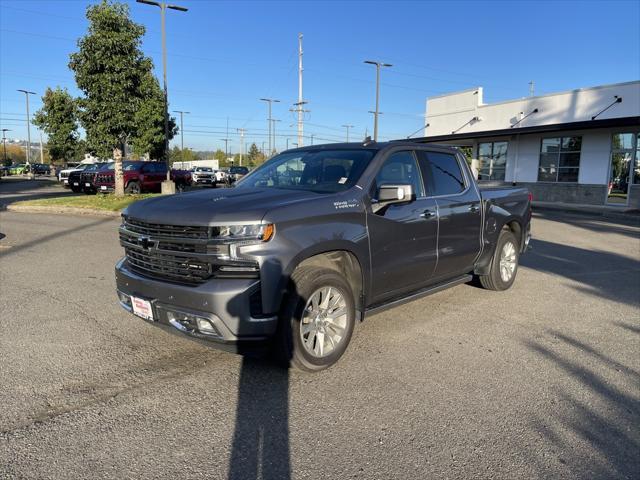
left=0, top=208, right=638, bottom=479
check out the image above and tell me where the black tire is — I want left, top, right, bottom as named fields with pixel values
left=125, top=181, right=140, bottom=194
left=478, top=229, right=520, bottom=291
left=275, top=267, right=356, bottom=372
left=70, top=186, right=81, bottom=193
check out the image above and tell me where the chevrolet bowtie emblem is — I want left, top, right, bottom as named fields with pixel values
left=137, top=236, right=157, bottom=251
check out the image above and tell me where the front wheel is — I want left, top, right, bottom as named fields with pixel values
left=478, top=229, right=520, bottom=291
left=125, top=181, right=140, bottom=194
left=275, top=267, right=356, bottom=372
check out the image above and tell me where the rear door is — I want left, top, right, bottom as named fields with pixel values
left=417, top=150, right=482, bottom=279
left=367, top=150, right=439, bottom=303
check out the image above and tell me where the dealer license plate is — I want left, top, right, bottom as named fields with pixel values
left=85, top=182, right=91, bottom=187
left=100, top=185, right=107, bottom=190
left=73, top=182, right=79, bottom=186
left=131, top=297, right=154, bottom=321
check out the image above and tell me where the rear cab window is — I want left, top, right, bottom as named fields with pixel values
left=417, top=150, right=466, bottom=196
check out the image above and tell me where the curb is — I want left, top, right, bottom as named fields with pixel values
left=1, top=204, right=121, bottom=217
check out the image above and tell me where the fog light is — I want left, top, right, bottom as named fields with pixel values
left=196, top=317, right=220, bottom=336
left=117, top=291, right=132, bottom=310
left=165, top=310, right=221, bottom=337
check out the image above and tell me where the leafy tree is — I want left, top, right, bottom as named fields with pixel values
left=2, top=144, right=26, bottom=165
left=169, top=145, right=197, bottom=165
left=33, top=87, right=80, bottom=164
left=246, top=142, right=265, bottom=167
left=69, top=0, right=175, bottom=194
left=131, top=72, right=177, bottom=160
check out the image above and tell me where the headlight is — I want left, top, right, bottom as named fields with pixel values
left=211, top=224, right=274, bottom=242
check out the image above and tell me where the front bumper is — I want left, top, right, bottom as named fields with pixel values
left=192, top=177, right=215, bottom=185
left=115, top=258, right=277, bottom=351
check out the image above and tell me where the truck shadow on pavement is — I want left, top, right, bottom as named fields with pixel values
left=521, top=238, right=640, bottom=308
left=226, top=263, right=294, bottom=480
left=524, top=327, right=639, bottom=479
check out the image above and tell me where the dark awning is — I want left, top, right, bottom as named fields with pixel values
left=408, top=116, right=640, bottom=144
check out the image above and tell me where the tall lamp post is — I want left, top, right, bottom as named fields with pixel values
left=173, top=109, right=189, bottom=164
left=136, top=0, right=187, bottom=190
left=2, top=129, right=10, bottom=166
left=260, top=98, right=280, bottom=156
left=342, top=124, right=354, bottom=142
left=17, top=89, right=36, bottom=171
left=363, top=60, right=392, bottom=141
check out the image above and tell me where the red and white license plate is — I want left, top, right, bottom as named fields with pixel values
left=131, top=296, right=153, bottom=320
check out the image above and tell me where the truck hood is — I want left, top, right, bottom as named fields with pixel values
left=124, top=187, right=323, bottom=225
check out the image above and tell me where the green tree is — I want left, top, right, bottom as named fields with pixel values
left=213, top=148, right=228, bottom=167
left=131, top=72, right=177, bottom=160
left=246, top=142, right=265, bottom=167
left=169, top=145, right=197, bottom=165
left=33, top=87, right=80, bottom=164
left=69, top=0, right=175, bottom=194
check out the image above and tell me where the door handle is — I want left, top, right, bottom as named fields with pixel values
left=468, top=204, right=480, bottom=213
left=420, top=209, right=436, bottom=218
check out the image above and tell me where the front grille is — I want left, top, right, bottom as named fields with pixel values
left=124, top=218, right=210, bottom=239
left=121, top=218, right=212, bottom=285
left=125, top=247, right=212, bottom=285
left=80, top=172, right=95, bottom=184
left=95, top=173, right=113, bottom=184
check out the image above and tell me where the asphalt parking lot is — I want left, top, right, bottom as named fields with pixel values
left=0, top=202, right=638, bottom=479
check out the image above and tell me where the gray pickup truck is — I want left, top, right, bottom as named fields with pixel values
left=115, top=141, right=531, bottom=371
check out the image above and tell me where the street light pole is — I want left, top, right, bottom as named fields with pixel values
left=17, top=89, right=36, bottom=167
left=173, top=110, right=189, bottom=163
left=341, top=124, right=354, bottom=142
left=271, top=119, right=281, bottom=153
left=260, top=98, right=280, bottom=156
left=137, top=0, right=187, bottom=185
left=2, top=129, right=10, bottom=165
left=364, top=60, right=392, bottom=141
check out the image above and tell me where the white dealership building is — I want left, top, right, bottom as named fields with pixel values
left=416, top=80, right=640, bottom=208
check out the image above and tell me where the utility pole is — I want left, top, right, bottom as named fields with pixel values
left=310, top=134, right=314, bottom=145
left=221, top=138, right=229, bottom=160
left=2, top=129, right=10, bottom=165
left=342, top=124, right=354, bottom=142
left=237, top=128, right=246, bottom=166
left=136, top=0, right=188, bottom=190
left=173, top=110, right=190, bottom=163
left=364, top=60, right=392, bottom=141
left=39, top=130, right=44, bottom=163
left=529, top=80, right=535, bottom=97
left=261, top=141, right=266, bottom=156
left=260, top=98, right=280, bottom=156
left=17, top=89, right=36, bottom=167
left=290, top=33, right=309, bottom=147
left=271, top=119, right=281, bottom=153
left=286, top=138, right=290, bottom=150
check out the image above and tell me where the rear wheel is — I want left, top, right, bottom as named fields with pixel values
left=275, top=267, right=356, bottom=372
left=125, top=181, right=140, bottom=194
left=478, top=229, right=520, bottom=291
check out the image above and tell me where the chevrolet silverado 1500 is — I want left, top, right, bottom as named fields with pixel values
left=115, top=141, right=531, bottom=371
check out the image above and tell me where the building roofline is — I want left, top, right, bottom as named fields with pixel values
left=408, top=116, right=640, bottom=143
left=425, top=86, right=482, bottom=101
left=428, top=80, right=640, bottom=109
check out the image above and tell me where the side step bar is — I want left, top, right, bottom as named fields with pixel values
left=365, top=274, right=473, bottom=317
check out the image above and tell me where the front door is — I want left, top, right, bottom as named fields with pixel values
left=367, top=150, right=438, bottom=303
left=606, top=133, right=638, bottom=205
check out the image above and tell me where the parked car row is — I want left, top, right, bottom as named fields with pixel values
left=58, top=160, right=250, bottom=194
left=0, top=163, right=52, bottom=176
left=66, top=161, right=192, bottom=194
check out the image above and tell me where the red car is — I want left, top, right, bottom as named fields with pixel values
left=94, top=161, right=191, bottom=194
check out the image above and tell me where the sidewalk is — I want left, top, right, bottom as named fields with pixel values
left=533, top=201, right=640, bottom=220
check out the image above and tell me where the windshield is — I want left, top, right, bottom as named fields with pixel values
left=236, top=149, right=376, bottom=193
left=230, top=166, right=249, bottom=174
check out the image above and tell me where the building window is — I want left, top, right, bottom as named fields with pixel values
left=477, top=141, right=507, bottom=181
left=538, top=136, right=581, bottom=182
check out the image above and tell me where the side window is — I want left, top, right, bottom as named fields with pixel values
left=374, top=151, right=424, bottom=198
left=419, top=151, right=465, bottom=196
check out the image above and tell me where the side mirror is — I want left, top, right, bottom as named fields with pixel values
left=377, top=184, right=414, bottom=204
